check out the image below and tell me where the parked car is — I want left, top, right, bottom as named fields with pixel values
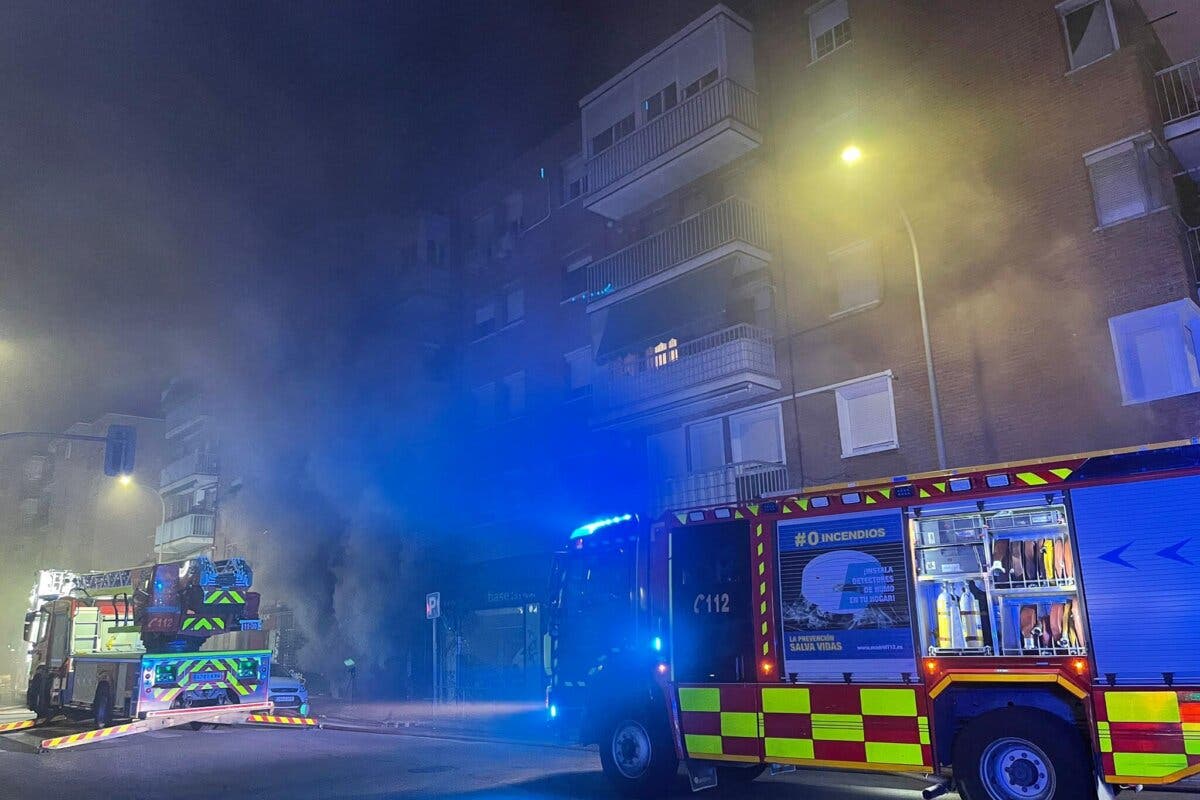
left=267, top=664, right=309, bottom=716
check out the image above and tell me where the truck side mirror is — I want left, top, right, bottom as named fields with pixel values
left=23, top=611, right=36, bottom=642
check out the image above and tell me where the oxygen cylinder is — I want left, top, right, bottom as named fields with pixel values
left=959, top=584, right=984, bottom=649
left=936, top=585, right=965, bottom=650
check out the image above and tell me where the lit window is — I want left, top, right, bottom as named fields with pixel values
left=651, top=338, right=679, bottom=368
left=1059, top=0, right=1117, bottom=70
left=809, top=0, right=851, bottom=62
left=1109, top=299, right=1200, bottom=404
left=1086, top=135, right=1168, bottom=227
left=835, top=375, right=899, bottom=457
left=828, top=240, right=880, bottom=316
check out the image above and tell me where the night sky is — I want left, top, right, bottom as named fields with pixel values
left=0, top=0, right=719, bottom=432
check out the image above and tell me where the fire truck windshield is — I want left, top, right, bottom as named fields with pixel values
left=552, top=537, right=637, bottom=678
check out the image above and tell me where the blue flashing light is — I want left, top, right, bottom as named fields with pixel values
left=549, top=704, right=558, bottom=719
left=570, top=514, right=633, bottom=539
left=652, top=636, right=663, bottom=652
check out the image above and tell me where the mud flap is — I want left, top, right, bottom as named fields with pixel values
left=685, top=760, right=717, bottom=792
left=770, top=762, right=796, bottom=775
left=1095, top=775, right=1117, bottom=800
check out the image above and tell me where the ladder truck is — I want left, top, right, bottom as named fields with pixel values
left=547, top=439, right=1200, bottom=800
left=16, top=556, right=297, bottom=749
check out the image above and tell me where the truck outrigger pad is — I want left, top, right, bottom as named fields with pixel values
left=39, top=701, right=279, bottom=751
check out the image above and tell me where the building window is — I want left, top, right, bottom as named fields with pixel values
left=505, top=287, right=525, bottom=324
left=473, top=302, right=497, bottom=340
left=729, top=406, right=785, bottom=465
left=1058, top=0, right=1118, bottom=70
left=650, top=338, right=679, bottom=368
left=809, top=0, right=851, bottom=62
left=562, top=154, right=589, bottom=205
left=1086, top=135, right=1168, bottom=228
left=562, top=255, right=591, bottom=302
left=1109, top=299, right=1200, bottom=404
left=644, top=83, right=678, bottom=122
left=682, top=69, right=718, bottom=100
left=472, top=383, right=496, bottom=426
left=591, top=113, right=635, bottom=157
left=835, top=374, right=899, bottom=457
left=688, top=419, right=726, bottom=472
left=502, top=371, right=526, bottom=417
left=565, top=346, right=593, bottom=397
left=828, top=240, right=881, bottom=316
left=647, top=428, right=687, bottom=479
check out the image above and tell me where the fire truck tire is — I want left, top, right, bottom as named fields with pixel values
left=598, top=711, right=678, bottom=798
left=27, top=675, right=51, bottom=720
left=92, top=683, right=113, bottom=729
left=953, top=708, right=1090, bottom=800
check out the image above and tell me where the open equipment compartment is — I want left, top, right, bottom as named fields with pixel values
left=909, top=492, right=1087, bottom=659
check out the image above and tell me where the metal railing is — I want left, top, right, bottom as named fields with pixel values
left=1185, top=222, right=1200, bottom=295
left=656, top=461, right=789, bottom=513
left=155, top=512, right=215, bottom=548
left=594, top=324, right=776, bottom=413
left=1156, top=57, right=1200, bottom=127
left=164, top=396, right=206, bottom=434
left=159, top=451, right=220, bottom=488
left=588, top=197, right=769, bottom=298
left=587, top=78, right=761, bottom=195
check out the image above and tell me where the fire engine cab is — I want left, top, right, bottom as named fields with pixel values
left=547, top=439, right=1200, bottom=800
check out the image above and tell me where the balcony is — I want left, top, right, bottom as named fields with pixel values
left=1156, top=57, right=1200, bottom=172
left=593, top=323, right=779, bottom=426
left=656, top=461, right=789, bottom=514
left=159, top=451, right=220, bottom=490
left=155, top=512, right=215, bottom=555
left=585, top=79, right=762, bottom=220
left=164, top=396, right=206, bottom=437
left=587, top=197, right=771, bottom=310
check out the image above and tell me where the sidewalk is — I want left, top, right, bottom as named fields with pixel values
left=313, top=699, right=563, bottom=746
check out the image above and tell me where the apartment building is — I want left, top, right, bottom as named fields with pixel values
left=446, top=0, right=1198, bottom=538
left=157, top=380, right=220, bottom=559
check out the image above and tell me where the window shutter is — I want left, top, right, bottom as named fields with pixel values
left=829, top=240, right=880, bottom=313
left=688, top=419, right=726, bottom=471
left=1088, top=146, right=1146, bottom=226
left=836, top=375, right=898, bottom=457
left=810, top=0, right=849, bottom=39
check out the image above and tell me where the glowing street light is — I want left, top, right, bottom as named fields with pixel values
left=840, top=143, right=947, bottom=470
left=118, top=473, right=133, bottom=486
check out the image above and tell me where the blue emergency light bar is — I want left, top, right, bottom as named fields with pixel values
left=570, top=514, right=634, bottom=539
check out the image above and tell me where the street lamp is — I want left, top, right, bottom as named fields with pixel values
left=840, top=145, right=948, bottom=470
left=117, top=476, right=168, bottom=563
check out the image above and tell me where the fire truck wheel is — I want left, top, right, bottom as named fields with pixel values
left=27, top=675, right=51, bottom=720
left=954, top=708, right=1090, bottom=800
left=92, top=684, right=113, bottom=729
left=598, top=712, right=678, bottom=798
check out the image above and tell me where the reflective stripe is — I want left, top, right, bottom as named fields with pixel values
left=684, top=734, right=722, bottom=755
left=762, top=687, right=810, bottom=714
left=866, top=741, right=925, bottom=765
left=917, top=716, right=930, bottom=745
left=811, top=713, right=864, bottom=742
left=1097, top=721, right=1113, bottom=753
left=1184, top=722, right=1200, bottom=756
left=1017, top=472, right=1048, bottom=486
left=1113, top=752, right=1189, bottom=778
left=1106, top=692, right=1181, bottom=723
left=678, top=688, right=720, bottom=713
left=720, top=712, right=757, bottom=738
left=860, top=688, right=917, bottom=717
left=765, top=737, right=814, bottom=760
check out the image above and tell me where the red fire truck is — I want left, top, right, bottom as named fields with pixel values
left=547, top=439, right=1200, bottom=799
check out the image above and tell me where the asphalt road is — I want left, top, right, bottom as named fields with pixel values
left=0, top=722, right=1187, bottom=799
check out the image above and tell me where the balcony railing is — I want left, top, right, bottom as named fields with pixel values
left=159, top=451, right=220, bottom=488
left=588, top=197, right=769, bottom=299
left=1156, top=57, right=1200, bottom=127
left=155, top=512, right=215, bottom=548
left=594, top=324, right=776, bottom=413
left=587, top=78, right=760, bottom=196
left=165, top=396, right=206, bottom=434
left=656, top=461, right=789, bottom=513
left=1186, top=223, right=1200, bottom=294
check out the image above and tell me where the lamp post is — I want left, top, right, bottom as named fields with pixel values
left=841, top=145, right=947, bottom=470
left=118, top=476, right=168, bottom=563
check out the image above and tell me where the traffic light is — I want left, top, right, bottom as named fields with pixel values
left=104, top=425, right=137, bottom=477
